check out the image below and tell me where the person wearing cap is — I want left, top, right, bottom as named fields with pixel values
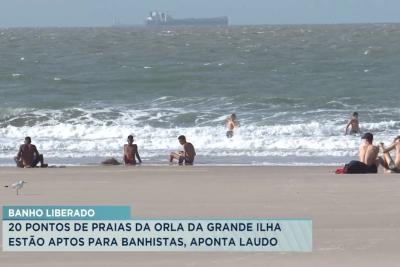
left=358, top=132, right=379, bottom=173
left=379, top=136, right=400, bottom=173
left=169, top=135, right=196, bottom=165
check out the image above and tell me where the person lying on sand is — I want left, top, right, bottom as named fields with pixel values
left=345, top=112, right=360, bottom=135
left=124, top=135, right=142, bottom=165
left=14, top=136, right=48, bottom=168
left=169, top=135, right=196, bottom=165
left=226, top=113, right=239, bottom=138
left=379, top=136, right=400, bottom=173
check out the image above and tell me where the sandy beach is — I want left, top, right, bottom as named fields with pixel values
left=0, top=166, right=399, bottom=266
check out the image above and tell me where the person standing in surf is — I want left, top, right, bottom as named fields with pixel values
left=226, top=113, right=239, bottom=138
left=345, top=112, right=360, bottom=135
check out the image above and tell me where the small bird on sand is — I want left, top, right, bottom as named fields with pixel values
left=4, top=180, right=27, bottom=195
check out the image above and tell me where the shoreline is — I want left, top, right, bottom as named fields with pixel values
left=0, top=163, right=344, bottom=167
left=0, top=154, right=356, bottom=167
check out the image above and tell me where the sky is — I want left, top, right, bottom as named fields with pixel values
left=0, top=0, right=399, bottom=27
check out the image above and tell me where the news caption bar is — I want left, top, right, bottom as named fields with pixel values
left=2, top=206, right=312, bottom=252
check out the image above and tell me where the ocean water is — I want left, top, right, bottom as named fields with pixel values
left=1, top=25, right=400, bottom=165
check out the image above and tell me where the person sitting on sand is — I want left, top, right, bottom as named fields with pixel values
left=169, top=135, right=196, bottom=165
left=123, top=135, right=142, bottom=165
left=226, top=113, right=239, bottom=138
left=14, top=136, right=48, bottom=168
left=379, top=136, right=400, bottom=173
left=339, top=133, right=379, bottom=174
left=345, top=112, right=360, bottom=135
left=357, top=133, right=379, bottom=173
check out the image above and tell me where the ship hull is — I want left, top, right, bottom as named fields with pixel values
left=146, top=17, right=228, bottom=26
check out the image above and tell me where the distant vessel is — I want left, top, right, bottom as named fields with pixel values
left=146, top=11, right=228, bottom=26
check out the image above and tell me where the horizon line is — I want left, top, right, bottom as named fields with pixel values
left=1, top=21, right=400, bottom=29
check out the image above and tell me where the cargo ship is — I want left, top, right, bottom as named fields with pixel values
left=145, top=11, right=228, bottom=26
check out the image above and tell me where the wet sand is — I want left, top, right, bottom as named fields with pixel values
left=0, top=166, right=399, bottom=266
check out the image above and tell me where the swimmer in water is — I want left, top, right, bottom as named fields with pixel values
left=345, top=112, right=360, bottom=135
left=226, top=113, right=239, bottom=138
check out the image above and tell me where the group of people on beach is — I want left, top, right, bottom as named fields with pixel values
left=14, top=134, right=197, bottom=167
left=120, top=134, right=198, bottom=166
left=12, top=111, right=399, bottom=173
left=12, top=114, right=239, bottom=168
left=342, top=112, right=400, bottom=174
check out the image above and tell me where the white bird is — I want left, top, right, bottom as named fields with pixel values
left=4, top=181, right=27, bottom=195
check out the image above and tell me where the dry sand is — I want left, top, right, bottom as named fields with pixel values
left=0, top=166, right=399, bottom=266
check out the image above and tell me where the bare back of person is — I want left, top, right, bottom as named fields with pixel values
left=19, top=144, right=37, bottom=166
left=343, top=133, right=378, bottom=174
left=15, top=138, right=47, bottom=168
left=183, top=142, right=196, bottom=163
left=359, top=143, right=379, bottom=166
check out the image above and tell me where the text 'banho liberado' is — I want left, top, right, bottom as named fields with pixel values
left=7, top=208, right=96, bottom=218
